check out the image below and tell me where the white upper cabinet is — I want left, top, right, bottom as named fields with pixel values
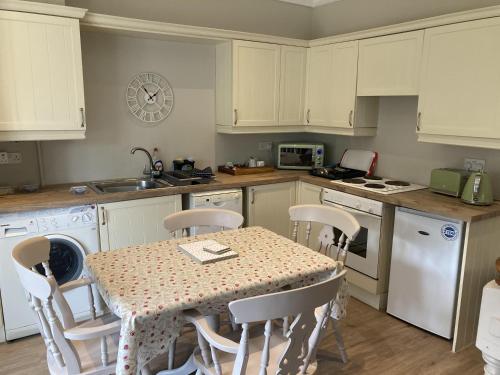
left=216, top=40, right=306, bottom=132
left=279, top=46, right=307, bottom=126
left=417, top=17, right=500, bottom=149
left=330, top=41, right=359, bottom=128
left=0, top=10, right=86, bottom=141
left=357, top=31, right=424, bottom=96
left=304, top=45, right=333, bottom=126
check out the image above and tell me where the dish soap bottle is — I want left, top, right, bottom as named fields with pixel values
left=152, top=147, right=164, bottom=176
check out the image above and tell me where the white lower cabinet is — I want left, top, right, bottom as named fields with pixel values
left=246, top=182, right=297, bottom=238
left=296, top=182, right=323, bottom=250
left=98, top=195, right=182, bottom=251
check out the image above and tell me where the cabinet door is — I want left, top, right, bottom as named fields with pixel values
left=305, top=45, right=333, bottom=126
left=296, top=182, right=323, bottom=250
left=357, top=31, right=424, bottom=96
left=0, top=11, right=85, bottom=133
left=247, top=182, right=296, bottom=238
left=330, top=41, right=358, bottom=128
left=279, top=46, right=307, bottom=125
left=98, top=195, right=182, bottom=251
left=418, top=18, right=500, bottom=141
left=233, top=41, right=281, bottom=126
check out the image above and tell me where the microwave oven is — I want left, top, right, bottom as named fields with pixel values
left=277, top=143, right=324, bottom=170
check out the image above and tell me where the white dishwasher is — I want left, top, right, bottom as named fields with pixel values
left=185, top=189, right=243, bottom=235
left=387, top=207, right=464, bottom=339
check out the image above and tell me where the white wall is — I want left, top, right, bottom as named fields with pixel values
left=321, top=97, right=500, bottom=198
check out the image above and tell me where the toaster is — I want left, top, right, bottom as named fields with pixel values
left=429, top=168, right=471, bottom=197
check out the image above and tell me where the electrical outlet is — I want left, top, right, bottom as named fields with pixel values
left=258, top=142, right=272, bottom=151
left=0, top=152, right=8, bottom=165
left=464, top=158, right=485, bottom=172
left=7, top=152, right=22, bottom=164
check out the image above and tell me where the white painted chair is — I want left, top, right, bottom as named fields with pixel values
left=11, top=236, right=126, bottom=375
left=163, top=208, right=244, bottom=237
left=185, top=269, right=347, bottom=375
left=162, top=208, right=244, bottom=368
left=289, top=204, right=361, bottom=363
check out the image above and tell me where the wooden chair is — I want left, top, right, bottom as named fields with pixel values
left=163, top=208, right=244, bottom=367
left=185, top=269, right=347, bottom=375
left=289, top=204, right=361, bottom=363
left=11, top=236, right=124, bottom=375
left=163, top=208, right=244, bottom=238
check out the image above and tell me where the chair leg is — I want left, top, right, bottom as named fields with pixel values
left=332, top=318, right=348, bottom=363
left=168, top=338, right=177, bottom=370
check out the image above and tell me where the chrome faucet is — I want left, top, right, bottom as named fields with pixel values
left=130, top=147, right=158, bottom=178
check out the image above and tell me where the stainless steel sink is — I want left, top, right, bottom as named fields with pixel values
left=88, top=178, right=174, bottom=194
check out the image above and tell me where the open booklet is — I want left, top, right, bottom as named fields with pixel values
left=177, top=239, right=238, bottom=264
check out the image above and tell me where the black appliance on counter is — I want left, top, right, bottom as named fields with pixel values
left=162, top=167, right=215, bottom=186
left=310, top=149, right=378, bottom=180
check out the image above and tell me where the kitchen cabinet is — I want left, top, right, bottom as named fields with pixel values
left=304, top=45, right=332, bottom=127
left=330, top=41, right=359, bottom=129
left=0, top=10, right=86, bottom=141
left=279, top=46, right=307, bottom=125
left=296, top=181, right=323, bottom=250
left=305, top=42, right=378, bottom=135
left=357, top=31, right=424, bottom=96
left=246, top=182, right=296, bottom=238
left=216, top=40, right=281, bottom=129
left=216, top=40, right=306, bottom=133
left=417, top=17, right=500, bottom=149
left=98, top=195, right=182, bottom=251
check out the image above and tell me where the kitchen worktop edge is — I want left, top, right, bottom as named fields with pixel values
left=1, top=171, right=499, bottom=222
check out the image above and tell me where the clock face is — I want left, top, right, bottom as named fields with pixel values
left=126, top=72, right=174, bottom=123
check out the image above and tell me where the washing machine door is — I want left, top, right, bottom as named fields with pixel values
left=35, top=234, right=85, bottom=285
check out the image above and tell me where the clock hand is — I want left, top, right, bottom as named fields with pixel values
left=151, top=89, right=161, bottom=98
left=141, top=86, right=153, bottom=100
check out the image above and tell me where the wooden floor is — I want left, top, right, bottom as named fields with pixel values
left=0, top=298, right=484, bottom=374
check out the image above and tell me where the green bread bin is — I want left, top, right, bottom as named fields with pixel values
left=429, top=168, right=471, bottom=197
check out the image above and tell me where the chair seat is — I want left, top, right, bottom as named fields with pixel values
left=46, top=314, right=120, bottom=375
left=193, top=325, right=317, bottom=375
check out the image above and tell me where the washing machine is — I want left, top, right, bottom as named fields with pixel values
left=0, top=204, right=100, bottom=340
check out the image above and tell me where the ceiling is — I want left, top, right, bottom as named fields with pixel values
left=276, top=0, right=342, bottom=7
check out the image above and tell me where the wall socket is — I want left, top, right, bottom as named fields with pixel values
left=0, top=152, right=22, bottom=165
left=464, top=158, right=485, bottom=172
left=258, top=142, right=273, bottom=151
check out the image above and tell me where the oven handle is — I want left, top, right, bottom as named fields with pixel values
left=323, top=200, right=381, bottom=220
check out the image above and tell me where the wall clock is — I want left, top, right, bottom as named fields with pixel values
left=126, top=72, right=174, bottom=123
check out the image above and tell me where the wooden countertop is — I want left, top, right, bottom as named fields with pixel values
left=1, top=170, right=500, bottom=222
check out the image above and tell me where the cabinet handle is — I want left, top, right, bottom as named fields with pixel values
left=250, top=189, right=255, bottom=204
left=234, top=109, right=238, bottom=125
left=80, top=108, right=86, bottom=128
left=348, top=110, right=353, bottom=127
left=319, top=188, right=324, bottom=204
left=306, top=109, right=311, bottom=124
left=416, top=112, right=422, bottom=132
left=101, top=207, right=106, bottom=226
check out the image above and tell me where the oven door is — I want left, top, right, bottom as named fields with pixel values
left=278, top=146, right=315, bottom=170
left=323, top=201, right=381, bottom=279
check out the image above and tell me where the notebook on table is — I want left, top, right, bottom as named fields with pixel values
left=177, top=240, right=238, bottom=264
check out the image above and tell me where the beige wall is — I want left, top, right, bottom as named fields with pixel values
left=311, top=0, right=500, bottom=38
left=0, top=142, right=40, bottom=187
left=66, top=0, right=312, bottom=39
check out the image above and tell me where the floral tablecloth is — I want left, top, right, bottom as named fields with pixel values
left=85, top=226, right=337, bottom=374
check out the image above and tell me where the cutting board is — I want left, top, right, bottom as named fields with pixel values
left=218, top=166, right=275, bottom=175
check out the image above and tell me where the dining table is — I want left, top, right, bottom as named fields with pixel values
left=84, top=226, right=338, bottom=375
